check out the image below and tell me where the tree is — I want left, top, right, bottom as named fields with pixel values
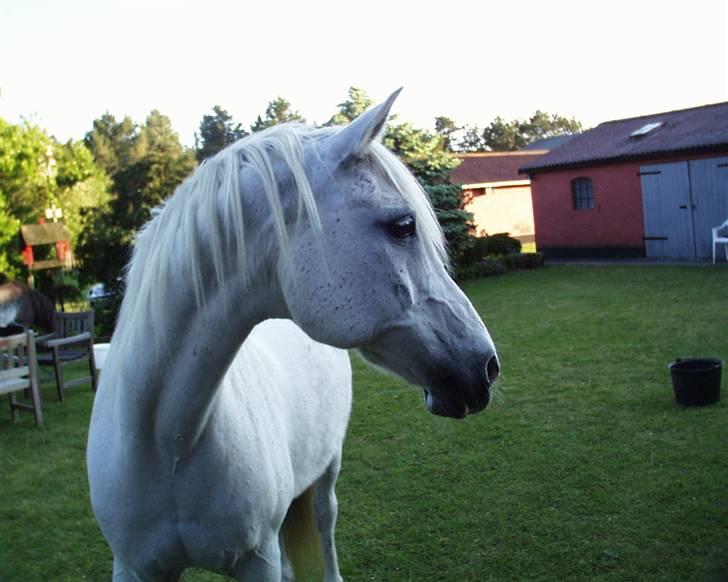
left=0, top=118, right=111, bottom=277
left=194, top=105, right=247, bottom=162
left=78, top=111, right=196, bottom=287
left=250, top=97, right=305, bottom=132
left=84, top=113, right=143, bottom=176
left=0, top=118, right=22, bottom=273
left=0, top=119, right=53, bottom=226
left=327, top=87, right=374, bottom=126
left=140, top=111, right=197, bottom=209
left=434, top=116, right=460, bottom=152
left=482, top=111, right=582, bottom=151
left=53, top=139, right=112, bottom=244
left=520, top=110, right=582, bottom=144
left=458, top=125, right=486, bottom=152
left=479, top=116, right=516, bottom=150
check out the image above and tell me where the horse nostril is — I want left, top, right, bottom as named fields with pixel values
left=485, top=354, right=500, bottom=386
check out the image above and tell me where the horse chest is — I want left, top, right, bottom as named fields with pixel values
left=96, top=434, right=291, bottom=569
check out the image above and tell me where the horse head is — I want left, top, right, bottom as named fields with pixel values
left=279, top=91, right=499, bottom=419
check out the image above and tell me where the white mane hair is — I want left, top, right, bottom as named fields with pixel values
left=110, top=122, right=447, bottom=364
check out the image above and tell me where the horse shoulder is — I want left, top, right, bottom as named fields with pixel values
left=226, top=319, right=352, bottom=491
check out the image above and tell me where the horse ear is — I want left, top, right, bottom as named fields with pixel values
left=323, top=88, right=402, bottom=168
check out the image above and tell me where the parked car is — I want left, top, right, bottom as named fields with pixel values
left=87, top=283, right=111, bottom=303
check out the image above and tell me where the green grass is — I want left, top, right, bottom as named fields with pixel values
left=1, top=266, right=727, bottom=580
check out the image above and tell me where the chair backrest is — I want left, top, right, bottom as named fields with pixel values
left=0, top=331, right=36, bottom=395
left=715, top=219, right=728, bottom=233
left=54, top=310, right=94, bottom=339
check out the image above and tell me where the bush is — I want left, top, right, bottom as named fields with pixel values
left=460, top=236, right=489, bottom=265
left=506, top=252, right=545, bottom=270
left=90, top=286, right=123, bottom=340
left=481, top=256, right=507, bottom=277
left=460, top=233, right=522, bottom=265
left=456, top=262, right=485, bottom=281
left=485, top=233, right=522, bottom=256
left=456, top=255, right=508, bottom=280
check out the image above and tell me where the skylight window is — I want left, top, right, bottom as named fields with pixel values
left=630, top=121, right=663, bottom=138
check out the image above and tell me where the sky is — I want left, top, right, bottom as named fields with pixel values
left=1, top=0, right=727, bottom=147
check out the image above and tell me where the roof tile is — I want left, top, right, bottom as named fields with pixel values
left=520, top=101, right=728, bottom=173
left=451, top=152, right=547, bottom=185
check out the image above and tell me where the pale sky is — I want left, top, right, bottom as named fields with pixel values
left=1, top=0, right=727, bottom=147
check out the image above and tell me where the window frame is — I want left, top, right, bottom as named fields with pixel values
left=571, top=177, right=595, bottom=210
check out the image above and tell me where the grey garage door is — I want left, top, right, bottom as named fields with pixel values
left=640, top=157, right=728, bottom=259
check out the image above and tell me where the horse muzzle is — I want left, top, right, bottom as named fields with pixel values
left=424, top=353, right=500, bottom=419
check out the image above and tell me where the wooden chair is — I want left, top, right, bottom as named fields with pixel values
left=0, top=331, right=43, bottom=426
left=36, top=311, right=97, bottom=401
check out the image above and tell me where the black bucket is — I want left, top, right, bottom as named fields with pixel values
left=669, top=358, right=723, bottom=406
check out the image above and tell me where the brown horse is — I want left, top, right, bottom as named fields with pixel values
left=0, top=280, right=56, bottom=333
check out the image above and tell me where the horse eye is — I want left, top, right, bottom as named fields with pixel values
left=387, top=215, right=416, bottom=240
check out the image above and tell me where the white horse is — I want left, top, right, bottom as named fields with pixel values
left=87, top=90, right=499, bottom=581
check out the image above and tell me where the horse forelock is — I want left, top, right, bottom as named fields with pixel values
left=113, top=122, right=447, bottom=369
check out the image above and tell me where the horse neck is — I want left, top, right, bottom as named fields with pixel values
left=112, top=193, right=290, bottom=451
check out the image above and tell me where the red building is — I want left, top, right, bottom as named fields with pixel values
left=520, top=102, right=728, bottom=259
left=450, top=151, right=548, bottom=243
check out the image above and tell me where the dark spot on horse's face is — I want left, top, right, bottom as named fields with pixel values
left=393, top=283, right=412, bottom=310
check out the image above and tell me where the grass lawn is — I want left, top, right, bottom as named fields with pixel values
left=1, top=265, right=726, bottom=581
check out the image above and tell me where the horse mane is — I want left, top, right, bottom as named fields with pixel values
left=113, top=122, right=447, bottom=357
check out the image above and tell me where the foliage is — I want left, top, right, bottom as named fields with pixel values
left=83, top=113, right=143, bottom=177
left=480, top=115, right=520, bottom=151
left=0, top=118, right=111, bottom=277
left=0, top=198, right=20, bottom=276
left=458, top=255, right=508, bottom=280
left=453, top=111, right=583, bottom=152
left=327, top=87, right=374, bottom=126
left=483, top=232, right=522, bottom=255
left=461, top=235, right=490, bottom=264
left=250, top=97, right=305, bottom=132
left=521, top=110, right=583, bottom=144
left=194, top=105, right=247, bottom=162
left=78, top=111, right=196, bottom=288
left=53, top=140, right=112, bottom=245
left=91, top=293, right=122, bottom=339
left=461, top=235, right=538, bottom=278
left=2, top=267, right=728, bottom=581
left=505, top=251, right=545, bottom=269
left=433, top=116, right=459, bottom=152
left=458, top=124, right=485, bottom=152
left=460, top=233, right=522, bottom=267
left=480, top=255, right=508, bottom=277
left=425, top=184, right=475, bottom=267
left=481, top=111, right=583, bottom=151
left=0, top=118, right=53, bottom=225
